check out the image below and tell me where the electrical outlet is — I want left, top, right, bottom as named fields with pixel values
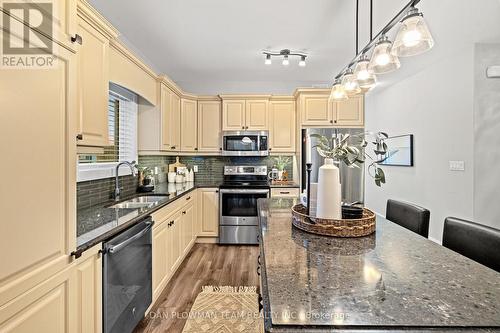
left=449, top=161, right=465, bottom=171
left=193, top=165, right=198, bottom=173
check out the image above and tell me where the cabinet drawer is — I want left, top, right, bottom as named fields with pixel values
left=151, top=191, right=194, bottom=225
left=271, top=188, right=300, bottom=198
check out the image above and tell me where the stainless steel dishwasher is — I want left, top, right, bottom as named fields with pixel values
left=102, top=217, right=154, bottom=333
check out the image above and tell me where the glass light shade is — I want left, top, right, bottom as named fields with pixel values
left=329, top=80, right=348, bottom=101
left=369, top=37, right=401, bottom=74
left=354, top=55, right=377, bottom=89
left=341, top=69, right=361, bottom=95
left=299, top=56, right=306, bottom=67
left=392, top=9, right=434, bottom=57
left=264, top=54, right=272, bottom=65
left=282, top=55, right=289, bottom=66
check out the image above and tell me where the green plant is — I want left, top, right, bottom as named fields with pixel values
left=273, top=156, right=291, bottom=171
left=310, top=132, right=390, bottom=187
left=137, top=165, right=153, bottom=178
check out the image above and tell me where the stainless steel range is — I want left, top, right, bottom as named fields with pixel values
left=219, top=165, right=270, bottom=245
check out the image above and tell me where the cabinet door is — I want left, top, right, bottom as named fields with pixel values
left=152, top=222, right=169, bottom=301
left=300, top=94, right=333, bottom=126
left=0, top=40, right=76, bottom=304
left=0, top=266, right=76, bottom=332
left=182, top=203, right=195, bottom=255
left=76, top=17, right=110, bottom=147
left=160, top=85, right=173, bottom=150
left=269, top=101, right=295, bottom=153
left=181, top=99, right=198, bottom=152
left=222, top=100, right=245, bottom=130
left=198, top=101, right=222, bottom=152
left=170, top=93, right=181, bottom=151
left=333, top=95, right=364, bottom=127
left=245, top=100, right=268, bottom=130
left=198, top=188, right=219, bottom=237
left=169, top=212, right=183, bottom=270
left=75, top=245, right=102, bottom=333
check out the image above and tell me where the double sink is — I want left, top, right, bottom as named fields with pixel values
left=109, top=195, right=169, bottom=209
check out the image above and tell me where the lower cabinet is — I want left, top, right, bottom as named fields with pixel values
left=270, top=187, right=301, bottom=198
left=0, top=244, right=102, bottom=333
left=74, top=245, right=102, bottom=333
left=151, top=193, right=198, bottom=303
left=197, top=188, right=220, bottom=237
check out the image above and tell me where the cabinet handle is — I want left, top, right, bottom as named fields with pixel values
left=280, top=191, right=290, bottom=194
left=171, top=146, right=176, bottom=150
left=182, top=211, right=186, bottom=215
left=186, top=196, right=191, bottom=200
left=76, top=133, right=83, bottom=140
left=334, top=120, right=337, bottom=124
left=219, top=147, right=222, bottom=151
left=242, top=126, right=245, bottom=129
left=269, top=148, right=272, bottom=151
left=71, top=34, right=82, bottom=44
left=194, top=147, right=198, bottom=151
left=215, top=190, right=219, bottom=193
left=330, top=120, right=334, bottom=124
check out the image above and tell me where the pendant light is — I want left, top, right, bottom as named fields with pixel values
left=392, top=7, right=434, bottom=57
left=329, top=79, right=348, bottom=101
left=354, top=54, right=377, bottom=89
left=341, top=68, right=361, bottom=95
left=368, top=35, right=400, bottom=74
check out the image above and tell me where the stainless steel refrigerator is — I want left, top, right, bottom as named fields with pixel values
left=301, top=128, right=365, bottom=205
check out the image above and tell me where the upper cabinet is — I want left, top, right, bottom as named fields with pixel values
left=198, top=101, right=222, bottom=152
left=161, top=85, right=181, bottom=152
left=181, top=99, right=198, bottom=152
left=222, top=100, right=246, bottom=130
left=76, top=16, right=110, bottom=147
left=221, top=97, right=270, bottom=131
left=269, top=100, right=296, bottom=153
left=245, top=100, right=268, bottom=130
left=333, top=95, right=364, bottom=127
left=298, top=90, right=364, bottom=127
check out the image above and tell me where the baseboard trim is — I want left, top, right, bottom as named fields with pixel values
left=196, top=237, right=218, bottom=244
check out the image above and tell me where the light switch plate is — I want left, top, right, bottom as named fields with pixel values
left=449, top=161, right=465, bottom=171
left=193, top=165, right=198, bottom=173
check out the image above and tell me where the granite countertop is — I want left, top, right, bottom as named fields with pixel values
left=257, top=198, right=500, bottom=332
left=75, top=181, right=220, bottom=256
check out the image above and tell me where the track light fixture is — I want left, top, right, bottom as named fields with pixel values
left=263, top=49, right=308, bottom=67
left=331, top=0, right=434, bottom=98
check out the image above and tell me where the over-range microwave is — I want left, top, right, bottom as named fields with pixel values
left=221, top=131, right=269, bottom=156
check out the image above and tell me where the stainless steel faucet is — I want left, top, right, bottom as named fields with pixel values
left=114, top=161, right=137, bottom=201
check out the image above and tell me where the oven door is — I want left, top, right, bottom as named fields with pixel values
left=219, top=189, right=269, bottom=226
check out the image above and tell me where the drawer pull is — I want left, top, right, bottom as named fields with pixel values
left=280, top=191, right=290, bottom=194
left=186, top=196, right=191, bottom=200
left=71, top=34, right=82, bottom=44
left=182, top=211, right=186, bottom=215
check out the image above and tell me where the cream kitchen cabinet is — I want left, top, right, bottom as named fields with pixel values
left=222, top=99, right=269, bottom=131
left=299, top=91, right=364, bottom=127
left=245, top=100, right=269, bottom=130
left=76, top=14, right=115, bottom=147
left=0, top=38, right=76, bottom=306
left=180, top=201, right=195, bottom=256
left=0, top=265, right=76, bottom=333
left=181, top=99, right=198, bottom=152
left=299, top=93, right=332, bottom=126
left=74, top=245, right=102, bottom=333
left=161, top=85, right=181, bottom=152
left=332, top=94, right=364, bottom=127
left=197, top=188, right=219, bottom=237
left=222, top=100, right=246, bottom=130
left=269, top=100, right=296, bottom=153
left=152, top=219, right=170, bottom=302
left=271, top=187, right=301, bottom=198
left=198, top=101, right=222, bottom=152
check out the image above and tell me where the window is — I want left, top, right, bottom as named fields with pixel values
left=78, top=84, right=138, bottom=182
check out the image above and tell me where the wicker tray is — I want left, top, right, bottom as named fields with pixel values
left=291, top=204, right=376, bottom=237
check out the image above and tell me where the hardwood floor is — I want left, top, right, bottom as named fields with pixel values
left=134, top=243, right=259, bottom=333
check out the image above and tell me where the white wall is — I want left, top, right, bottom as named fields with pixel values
left=473, top=43, right=500, bottom=228
left=364, top=46, right=475, bottom=243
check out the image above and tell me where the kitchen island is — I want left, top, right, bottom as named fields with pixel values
left=257, top=198, right=500, bottom=332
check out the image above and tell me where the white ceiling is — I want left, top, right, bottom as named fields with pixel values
left=89, top=0, right=500, bottom=95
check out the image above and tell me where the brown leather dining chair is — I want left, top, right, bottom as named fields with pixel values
left=386, top=199, right=430, bottom=238
left=443, top=217, right=500, bottom=273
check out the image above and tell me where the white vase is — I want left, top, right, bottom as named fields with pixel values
left=278, top=170, right=284, bottom=180
left=316, top=158, right=342, bottom=219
